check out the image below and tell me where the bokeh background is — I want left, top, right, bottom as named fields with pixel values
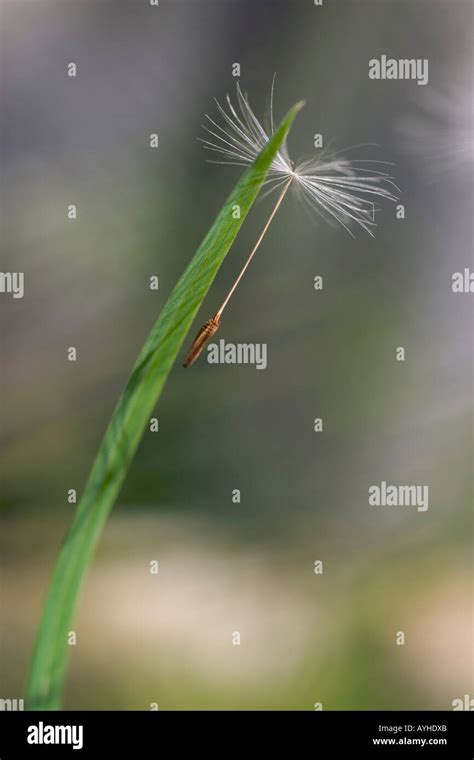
left=1, top=0, right=472, bottom=709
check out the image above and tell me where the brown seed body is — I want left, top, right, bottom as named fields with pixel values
left=183, top=315, right=221, bottom=368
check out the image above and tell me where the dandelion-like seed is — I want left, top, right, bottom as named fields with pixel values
left=184, top=82, right=398, bottom=368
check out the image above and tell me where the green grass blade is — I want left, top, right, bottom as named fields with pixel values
left=25, top=101, right=303, bottom=709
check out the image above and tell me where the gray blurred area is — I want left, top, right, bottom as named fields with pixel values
left=1, top=0, right=472, bottom=709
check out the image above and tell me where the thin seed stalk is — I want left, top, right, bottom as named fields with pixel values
left=183, top=176, right=293, bottom=368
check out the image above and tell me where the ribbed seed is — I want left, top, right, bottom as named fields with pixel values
left=183, top=315, right=221, bottom=368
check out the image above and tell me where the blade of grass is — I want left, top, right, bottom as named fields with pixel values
left=25, top=100, right=304, bottom=709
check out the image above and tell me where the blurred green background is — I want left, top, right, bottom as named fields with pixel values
left=1, top=0, right=472, bottom=709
